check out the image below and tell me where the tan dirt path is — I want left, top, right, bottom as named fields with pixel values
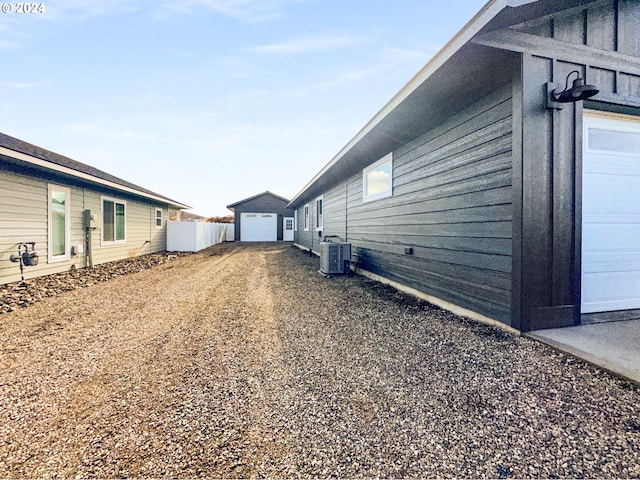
left=0, top=243, right=298, bottom=478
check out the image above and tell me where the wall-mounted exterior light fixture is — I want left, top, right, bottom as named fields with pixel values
left=546, top=70, right=599, bottom=110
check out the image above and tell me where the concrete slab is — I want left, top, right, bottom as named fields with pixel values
left=526, top=320, right=640, bottom=384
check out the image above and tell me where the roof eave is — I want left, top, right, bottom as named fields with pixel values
left=288, top=0, right=534, bottom=208
left=227, top=190, right=291, bottom=210
left=0, top=145, right=191, bottom=210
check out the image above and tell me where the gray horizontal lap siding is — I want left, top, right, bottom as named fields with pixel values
left=307, top=84, right=514, bottom=324
left=294, top=203, right=316, bottom=252
left=320, top=183, right=347, bottom=241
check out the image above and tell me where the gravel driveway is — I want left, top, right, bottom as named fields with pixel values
left=0, top=243, right=638, bottom=478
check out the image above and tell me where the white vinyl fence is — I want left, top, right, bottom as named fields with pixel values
left=167, top=221, right=232, bottom=252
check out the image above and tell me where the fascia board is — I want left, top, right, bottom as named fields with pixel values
left=288, top=0, right=520, bottom=207
left=0, top=145, right=191, bottom=209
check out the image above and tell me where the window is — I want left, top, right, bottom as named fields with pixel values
left=315, top=196, right=323, bottom=230
left=588, top=128, right=640, bottom=155
left=155, top=208, right=163, bottom=228
left=304, top=204, right=310, bottom=231
left=48, top=185, right=70, bottom=262
left=363, top=152, right=393, bottom=202
left=294, top=210, right=298, bottom=231
left=102, top=197, right=126, bottom=244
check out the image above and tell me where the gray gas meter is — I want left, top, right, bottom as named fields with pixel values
left=10, top=242, right=40, bottom=281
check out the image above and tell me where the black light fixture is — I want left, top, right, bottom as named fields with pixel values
left=546, top=70, right=599, bottom=109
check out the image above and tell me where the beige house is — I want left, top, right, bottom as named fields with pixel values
left=0, top=132, right=190, bottom=285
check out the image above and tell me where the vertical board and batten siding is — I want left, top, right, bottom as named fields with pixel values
left=348, top=84, right=513, bottom=324
left=514, top=0, right=640, bottom=330
left=0, top=164, right=170, bottom=285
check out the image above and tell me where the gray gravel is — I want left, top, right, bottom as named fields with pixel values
left=0, top=252, right=190, bottom=314
left=0, top=243, right=638, bottom=478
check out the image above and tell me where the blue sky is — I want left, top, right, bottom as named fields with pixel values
left=1, top=0, right=487, bottom=216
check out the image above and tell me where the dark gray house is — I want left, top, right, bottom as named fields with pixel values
left=227, top=191, right=295, bottom=242
left=288, top=0, right=640, bottom=333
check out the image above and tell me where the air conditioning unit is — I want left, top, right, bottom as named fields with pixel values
left=320, top=241, right=351, bottom=275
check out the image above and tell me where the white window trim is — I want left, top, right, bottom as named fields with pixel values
left=48, top=184, right=71, bottom=263
left=363, top=152, right=393, bottom=203
left=303, top=204, right=310, bottom=231
left=155, top=207, right=163, bottom=229
left=315, top=195, right=324, bottom=231
left=101, top=195, right=127, bottom=246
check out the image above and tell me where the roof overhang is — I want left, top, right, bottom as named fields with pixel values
left=288, top=0, right=539, bottom=207
left=0, top=145, right=191, bottom=209
left=226, top=190, right=291, bottom=212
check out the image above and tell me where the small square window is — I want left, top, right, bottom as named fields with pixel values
left=363, top=152, right=393, bottom=202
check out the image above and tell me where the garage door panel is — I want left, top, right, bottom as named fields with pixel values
left=584, top=179, right=640, bottom=209
left=582, top=271, right=640, bottom=313
left=583, top=152, right=640, bottom=175
left=582, top=252, right=640, bottom=272
left=582, top=112, right=640, bottom=313
left=583, top=224, right=640, bottom=251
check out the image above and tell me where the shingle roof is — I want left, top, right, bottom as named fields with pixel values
left=0, top=132, right=190, bottom=209
left=226, top=191, right=291, bottom=210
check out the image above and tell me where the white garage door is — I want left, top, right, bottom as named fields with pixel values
left=582, top=112, right=640, bottom=313
left=240, top=212, right=277, bottom=242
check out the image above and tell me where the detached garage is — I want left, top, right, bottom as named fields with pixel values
left=227, top=191, right=294, bottom=242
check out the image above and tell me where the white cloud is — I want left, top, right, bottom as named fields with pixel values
left=153, top=0, right=303, bottom=23
left=43, top=0, right=142, bottom=21
left=248, top=33, right=367, bottom=54
left=2, top=80, right=48, bottom=89
left=0, top=39, right=19, bottom=49
left=289, top=65, right=386, bottom=98
left=381, top=47, right=435, bottom=62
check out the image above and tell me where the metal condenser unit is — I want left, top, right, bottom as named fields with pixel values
left=320, top=241, right=351, bottom=275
